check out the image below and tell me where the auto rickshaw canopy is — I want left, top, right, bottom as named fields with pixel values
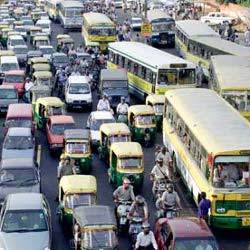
left=100, top=123, right=130, bottom=137
left=110, top=142, right=143, bottom=158
left=36, top=96, right=64, bottom=107
left=32, top=63, right=51, bottom=72
left=30, top=57, right=49, bottom=65
left=57, top=34, right=71, bottom=42
left=128, top=105, right=155, bottom=116
left=146, top=94, right=165, bottom=105
left=33, top=71, right=52, bottom=79
left=64, top=129, right=90, bottom=142
left=73, top=205, right=116, bottom=229
left=0, top=50, right=15, bottom=57
left=60, top=175, right=97, bottom=195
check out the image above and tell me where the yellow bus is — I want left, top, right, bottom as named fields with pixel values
left=163, top=88, right=250, bottom=229
left=209, top=55, right=250, bottom=121
left=107, top=41, right=196, bottom=100
left=44, top=0, right=59, bottom=21
left=82, top=12, right=117, bottom=51
left=175, top=20, right=250, bottom=70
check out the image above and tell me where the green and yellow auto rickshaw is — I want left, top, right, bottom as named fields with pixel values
left=30, top=85, right=51, bottom=109
left=34, top=96, right=65, bottom=129
left=72, top=205, right=118, bottom=250
left=108, top=141, right=144, bottom=189
left=33, top=71, right=53, bottom=91
left=98, top=123, right=131, bottom=162
left=128, top=105, right=157, bottom=145
left=58, top=175, right=97, bottom=229
left=61, top=129, right=92, bottom=173
left=56, top=34, right=71, bottom=51
left=146, top=94, right=165, bottom=131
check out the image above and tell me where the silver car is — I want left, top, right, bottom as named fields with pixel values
left=2, top=127, right=35, bottom=160
left=0, top=193, right=51, bottom=250
left=0, top=158, right=40, bottom=204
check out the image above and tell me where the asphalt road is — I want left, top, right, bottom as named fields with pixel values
left=1, top=16, right=250, bottom=250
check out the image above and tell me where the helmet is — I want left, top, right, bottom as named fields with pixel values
left=135, top=195, right=145, bottom=205
left=167, top=183, right=174, bottom=192
left=142, top=222, right=150, bottom=229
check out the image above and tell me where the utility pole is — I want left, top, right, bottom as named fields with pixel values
left=144, top=0, right=147, bottom=19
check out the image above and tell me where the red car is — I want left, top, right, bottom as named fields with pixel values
left=155, top=217, right=219, bottom=250
left=3, top=70, right=25, bottom=97
left=46, top=115, right=75, bottom=152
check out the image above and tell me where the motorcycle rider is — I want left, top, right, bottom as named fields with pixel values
left=135, top=222, right=158, bottom=250
left=116, top=96, right=129, bottom=114
left=97, top=94, right=111, bottom=111
left=128, top=195, right=149, bottom=222
left=150, top=158, right=169, bottom=196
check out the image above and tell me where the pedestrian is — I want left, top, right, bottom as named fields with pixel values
left=24, top=77, right=34, bottom=103
left=58, top=157, right=74, bottom=180
left=198, top=192, right=211, bottom=223
left=196, top=61, right=204, bottom=87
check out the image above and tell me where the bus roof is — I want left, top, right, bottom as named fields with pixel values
left=147, top=9, right=174, bottom=22
left=60, top=1, right=83, bottom=8
left=165, top=89, right=250, bottom=155
left=176, top=20, right=219, bottom=39
left=193, top=36, right=250, bottom=57
left=210, top=55, right=250, bottom=90
left=109, top=42, right=195, bottom=71
left=83, top=12, right=114, bottom=26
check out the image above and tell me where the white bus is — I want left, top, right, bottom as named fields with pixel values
left=58, top=1, right=83, bottom=30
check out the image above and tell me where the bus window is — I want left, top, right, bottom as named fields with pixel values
left=158, top=69, right=177, bottom=85
left=179, top=69, right=195, bottom=85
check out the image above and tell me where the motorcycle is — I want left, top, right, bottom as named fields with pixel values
left=154, top=178, right=168, bottom=200
left=129, top=216, right=143, bottom=246
left=117, top=113, right=128, bottom=124
left=116, top=200, right=131, bottom=234
left=156, top=205, right=180, bottom=220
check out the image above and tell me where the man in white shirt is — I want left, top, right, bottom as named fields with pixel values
left=97, top=94, right=111, bottom=111
left=116, top=97, right=129, bottom=114
left=135, top=222, right=158, bottom=250
left=157, top=146, right=173, bottom=180
left=24, top=78, right=34, bottom=103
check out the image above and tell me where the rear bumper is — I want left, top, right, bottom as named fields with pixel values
left=210, top=215, right=250, bottom=229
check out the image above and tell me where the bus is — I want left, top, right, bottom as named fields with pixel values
left=209, top=55, right=250, bottom=121
left=58, top=1, right=83, bottom=30
left=44, top=0, right=60, bottom=21
left=175, top=20, right=250, bottom=69
left=147, top=9, right=175, bottom=48
left=107, top=42, right=196, bottom=100
left=163, top=88, right=250, bottom=229
left=82, top=12, right=117, bottom=51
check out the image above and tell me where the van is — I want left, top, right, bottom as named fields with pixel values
left=65, top=75, right=92, bottom=111
left=7, top=34, right=25, bottom=50
left=0, top=56, right=19, bottom=82
left=35, top=19, right=51, bottom=37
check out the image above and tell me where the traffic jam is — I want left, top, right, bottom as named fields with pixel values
left=0, top=0, right=250, bottom=249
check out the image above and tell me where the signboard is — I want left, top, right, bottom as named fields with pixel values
left=141, top=22, right=152, bottom=37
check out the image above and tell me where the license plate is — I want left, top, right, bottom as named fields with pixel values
left=242, top=218, right=250, bottom=226
left=161, top=41, right=168, bottom=44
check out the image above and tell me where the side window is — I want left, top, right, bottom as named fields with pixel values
left=133, top=63, right=139, bottom=76
left=111, top=152, right=117, bottom=167
left=146, top=68, right=152, bottom=83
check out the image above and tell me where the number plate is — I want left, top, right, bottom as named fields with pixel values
left=242, top=218, right=250, bottom=226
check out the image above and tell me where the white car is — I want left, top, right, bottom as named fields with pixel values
left=86, top=111, right=115, bottom=147
left=200, top=12, right=234, bottom=25
left=131, top=17, right=142, bottom=30
left=65, top=75, right=92, bottom=111
left=7, top=35, right=26, bottom=51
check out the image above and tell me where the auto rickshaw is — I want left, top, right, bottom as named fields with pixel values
left=146, top=94, right=165, bottom=131
left=1, top=28, right=13, bottom=47
left=27, top=56, right=49, bottom=74
left=98, top=123, right=131, bottom=162
left=56, top=34, right=71, bottom=51
left=58, top=175, right=97, bottom=229
left=29, top=26, right=42, bottom=43
left=31, top=63, right=51, bottom=75
left=30, top=85, right=51, bottom=109
left=59, top=37, right=74, bottom=51
left=61, top=129, right=92, bottom=173
left=33, top=71, right=53, bottom=91
left=72, top=205, right=118, bottom=250
left=128, top=105, right=157, bottom=145
left=33, top=35, right=50, bottom=49
left=108, top=142, right=144, bottom=189
left=34, top=96, right=65, bottom=129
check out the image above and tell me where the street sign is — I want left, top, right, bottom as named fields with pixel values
left=141, top=22, right=152, bottom=37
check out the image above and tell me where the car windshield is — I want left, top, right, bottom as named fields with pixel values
left=15, top=27, right=26, bottom=33
left=4, top=135, right=33, bottom=150
left=23, top=20, right=33, bottom=25
left=83, top=230, right=117, bottom=248
left=0, top=89, right=17, bottom=99
left=66, top=142, right=89, bottom=154
left=64, top=194, right=95, bottom=208
left=102, top=80, right=127, bottom=89
left=212, top=156, right=250, bottom=188
left=0, top=168, right=38, bottom=186
left=36, top=23, right=49, bottom=29
left=135, top=115, right=154, bottom=125
left=11, top=39, right=25, bottom=46
left=153, top=104, right=164, bottom=114
left=14, top=47, right=28, bottom=54
left=5, top=118, right=32, bottom=128
left=90, top=118, right=115, bottom=130
left=110, top=135, right=130, bottom=143
left=51, top=123, right=75, bottom=135
left=69, top=84, right=90, bottom=94
left=2, top=209, right=48, bottom=233
left=5, top=75, right=24, bottom=83
left=54, top=56, right=69, bottom=63
left=36, top=40, right=49, bottom=46
left=65, top=9, right=82, bottom=17
left=120, top=157, right=142, bottom=169
left=47, top=107, right=64, bottom=116
left=174, top=238, right=219, bottom=250
left=40, top=47, right=53, bottom=54
left=2, top=63, right=19, bottom=72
